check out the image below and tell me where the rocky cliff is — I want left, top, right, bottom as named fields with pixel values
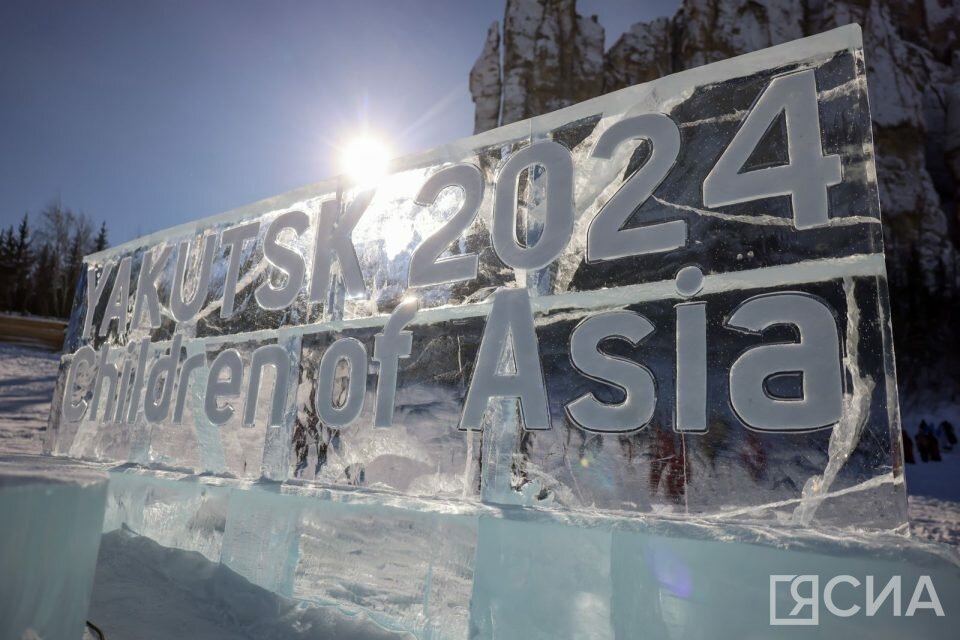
left=470, top=0, right=959, bottom=404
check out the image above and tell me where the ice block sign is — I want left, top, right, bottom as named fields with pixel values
left=49, top=25, right=906, bottom=528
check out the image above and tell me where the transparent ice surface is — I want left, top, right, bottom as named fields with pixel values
left=102, top=470, right=229, bottom=562
left=0, top=457, right=108, bottom=640
left=93, top=467, right=959, bottom=640
left=470, top=512, right=960, bottom=640
left=87, top=527, right=421, bottom=640
left=102, top=469, right=478, bottom=638
left=64, top=44, right=882, bottom=346
left=49, top=25, right=904, bottom=530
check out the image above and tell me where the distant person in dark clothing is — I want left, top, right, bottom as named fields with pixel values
left=934, top=422, right=947, bottom=452
left=902, top=429, right=915, bottom=464
left=917, top=421, right=942, bottom=462
left=917, top=434, right=929, bottom=462
left=941, top=420, right=956, bottom=451
left=929, top=434, right=942, bottom=461
left=917, top=422, right=931, bottom=462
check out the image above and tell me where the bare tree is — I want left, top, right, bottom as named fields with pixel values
left=34, top=200, right=97, bottom=317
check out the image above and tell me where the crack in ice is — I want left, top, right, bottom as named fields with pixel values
left=652, top=196, right=881, bottom=227
left=793, top=276, right=876, bottom=525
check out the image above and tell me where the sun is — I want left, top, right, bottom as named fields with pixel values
left=339, top=134, right=392, bottom=185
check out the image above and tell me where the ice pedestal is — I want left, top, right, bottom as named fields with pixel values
left=472, top=513, right=960, bottom=640
left=0, top=458, right=108, bottom=640
left=0, top=459, right=946, bottom=638
left=101, top=468, right=478, bottom=638
left=231, top=489, right=477, bottom=635
left=97, top=468, right=959, bottom=640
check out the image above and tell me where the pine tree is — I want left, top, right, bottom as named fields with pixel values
left=94, top=221, right=108, bottom=252
left=12, top=213, right=32, bottom=311
left=0, top=226, right=16, bottom=310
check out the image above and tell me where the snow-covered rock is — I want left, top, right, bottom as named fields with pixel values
left=604, top=17, right=673, bottom=91
left=947, top=52, right=960, bottom=215
left=479, top=0, right=605, bottom=129
left=676, top=0, right=805, bottom=68
left=470, top=22, right=502, bottom=134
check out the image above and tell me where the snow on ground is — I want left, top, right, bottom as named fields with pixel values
left=900, top=394, right=960, bottom=546
left=905, top=452, right=960, bottom=546
left=908, top=495, right=960, bottom=546
left=0, top=342, right=58, bottom=455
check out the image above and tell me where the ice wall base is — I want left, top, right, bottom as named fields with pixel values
left=97, top=468, right=958, bottom=639
left=0, top=458, right=108, bottom=640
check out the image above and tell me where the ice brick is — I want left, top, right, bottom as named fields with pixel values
left=0, top=458, right=108, bottom=640
left=470, top=512, right=960, bottom=640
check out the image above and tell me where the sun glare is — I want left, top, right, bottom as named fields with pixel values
left=340, top=134, right=392, bottom=185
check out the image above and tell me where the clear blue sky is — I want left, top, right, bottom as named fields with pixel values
left=0, top=0, right=679, bottom=245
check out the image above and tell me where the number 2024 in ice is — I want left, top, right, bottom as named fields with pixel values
left=409, top=69, right=841, bottom=287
